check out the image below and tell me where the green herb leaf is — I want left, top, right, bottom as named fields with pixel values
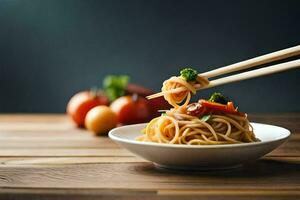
left=200, top=115, right=211, bottom=122
left=103, top=75, right=130, bottom=101
left=180, top=68, right=198, bottom=82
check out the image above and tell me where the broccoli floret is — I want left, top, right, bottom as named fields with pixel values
left=180, top=68, right=198, bottom=82
left=208, top=92, right=228, bottom=105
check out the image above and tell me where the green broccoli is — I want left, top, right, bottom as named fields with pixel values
left=180, top=68, right=198, bottom=82
left=208, top=92, right=228, bottom=105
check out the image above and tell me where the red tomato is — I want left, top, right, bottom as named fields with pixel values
left=110, top=95, right=152, bottom=125
left=67, top=91, right=109, bottom=127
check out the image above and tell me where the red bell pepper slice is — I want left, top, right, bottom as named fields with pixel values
left=200, top=100, right=245, bottom=116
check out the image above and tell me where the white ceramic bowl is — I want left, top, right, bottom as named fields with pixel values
left=109, top=123, right=290, bottom=170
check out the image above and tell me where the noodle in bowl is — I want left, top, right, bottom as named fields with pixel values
left=136, top=112, right=258, bottom=145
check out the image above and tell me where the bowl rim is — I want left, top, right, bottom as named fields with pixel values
left=108, top=122, right=290, bottom=149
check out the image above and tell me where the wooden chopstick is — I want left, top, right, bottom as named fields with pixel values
left=200, top=45, right=300, bottom=78
left=147, top=45, right=300, bottom=100
left=201, top=59, right=300, bottom=89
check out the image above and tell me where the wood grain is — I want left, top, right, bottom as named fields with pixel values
left=0, top=137, right=119, bottom=148
left=0, top=157, right=146, bottom=165
left=0, top=148, right=133, bottom=157
left=0, top=161, right=299, bottom=190
left=0, top=114, right=299, bottom=199
left=1, top=188, right=298, bottom=200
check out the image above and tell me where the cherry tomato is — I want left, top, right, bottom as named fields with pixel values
left=67, top=90, right=109, bottom=127
left=85, top=106, right=117, bottom=135
left=110, top=95, right=152, bottom=125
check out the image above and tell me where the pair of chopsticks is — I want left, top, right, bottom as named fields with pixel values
left=199, top=45, right=300, bottom=90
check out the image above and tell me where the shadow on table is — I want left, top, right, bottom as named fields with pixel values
left=133, top=158, right=300, bottom=178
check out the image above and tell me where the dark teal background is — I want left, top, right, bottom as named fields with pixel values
left=0, top=0, right=300, bottom=113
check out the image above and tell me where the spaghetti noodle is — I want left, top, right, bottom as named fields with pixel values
left=161, top=75, right=209, bottom=108
left=137, top=68, right=258, bottom=145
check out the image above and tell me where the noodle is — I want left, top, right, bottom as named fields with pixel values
left=137, top=112, right=258, bottom=145
left=161, top=75, right=209, bottom=107
left=137, top=69, right=259, bottom=145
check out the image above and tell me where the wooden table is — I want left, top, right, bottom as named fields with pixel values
left=0, top=114, right=299, bottom=200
